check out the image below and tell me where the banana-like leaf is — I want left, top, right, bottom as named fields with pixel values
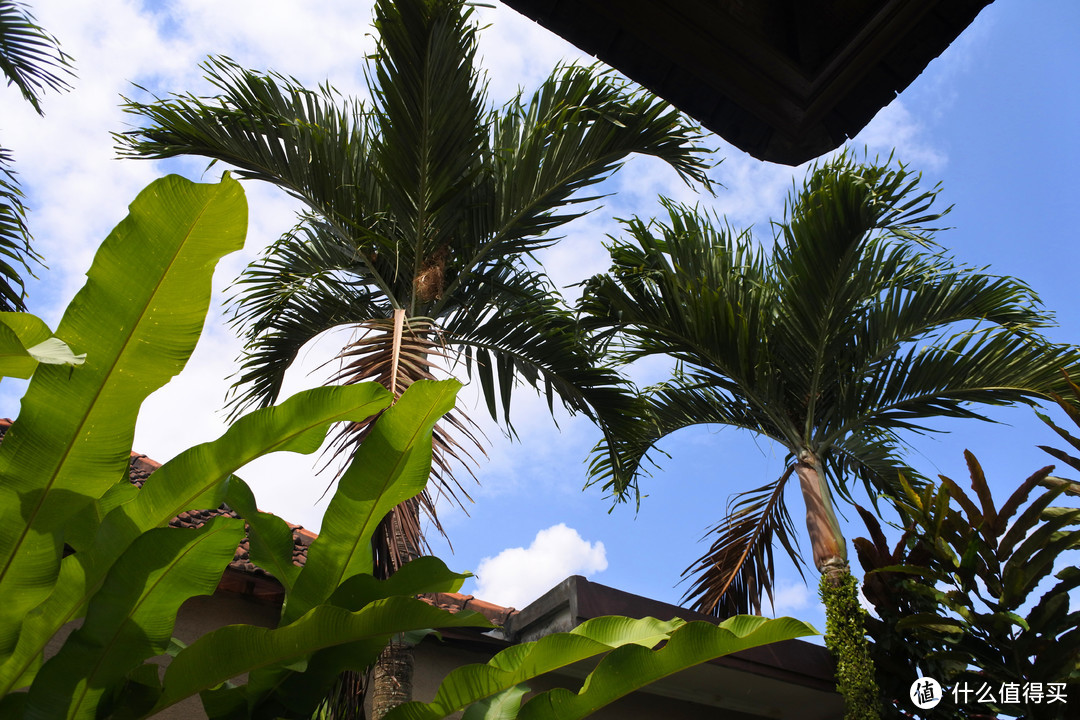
left=284, top=379, right=461, bottom=624
left=461, top=686, right=529, bottom=720
left=24, top=517, right=244, bottom=720
left=151, top=597, right=492, bottom=715
left=0, top=312, right=83, bottom=379
left=0, top=383, right=390, bottom=694
left=224, top=476, right=303, bottom=593
left=387, top=615, right=816, bottom=720
left=387, top=616, right=684, bottom=720
left=0, top=174, right=246, bottom=669
left=230, top=555, right=473, bottom=716
left=328, top=556, right=471, bottom=611
left=517, top=617, right=817, bottom=720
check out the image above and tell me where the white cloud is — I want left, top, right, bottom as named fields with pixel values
left=471, top=523, right=607, bottom=608
left=854, top=100, right=947, bottom=172
left=768, top=579, right=813, bottom=617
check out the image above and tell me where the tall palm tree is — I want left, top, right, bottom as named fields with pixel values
left=0, top=0, right=73, bottom=311
left=116, top=0, right=711, bottom=562
left=578, top=154, right=1080, bottom=618
left=117, top=0, right=710, bottom=714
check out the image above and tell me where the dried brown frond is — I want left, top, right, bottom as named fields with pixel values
left=681, top=466, right=803, bottom=616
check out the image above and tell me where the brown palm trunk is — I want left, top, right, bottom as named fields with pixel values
left=371, top=636, right=415, bottom=719
left=794, top=449, right=847, bottom=581
left=368, top=500, right=422, bottom=719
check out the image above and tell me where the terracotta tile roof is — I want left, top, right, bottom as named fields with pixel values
left=0, top=418, right=515, bottom=624
left=420, top=593, right=517, bottom=626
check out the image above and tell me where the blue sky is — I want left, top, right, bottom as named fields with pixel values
left=2, top=0, right=1078, bottom=635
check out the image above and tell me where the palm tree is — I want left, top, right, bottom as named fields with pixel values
left=0, top=0, right=73, bottom=311
left=578, top=154, right=1079, bottom=618
left=116, top=0, right=710, bottom=714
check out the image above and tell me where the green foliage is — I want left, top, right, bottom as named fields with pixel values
left=385, top=615, right=818, bottom=720
left=0, top=0, right=73, bottom=111
left=0, top=174, right=488, bottom=718
left=820, top=573, right=881, bottom=720
left=0, top=173, right=816, bottom=719
left=577, top=151, right=1080, bottom=616
left=855, top=444, right=1080, bottom=719
left=0, top=0, right=75, bottom=312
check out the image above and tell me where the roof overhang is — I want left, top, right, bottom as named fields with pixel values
left=499, top=0, right=994, bottom=165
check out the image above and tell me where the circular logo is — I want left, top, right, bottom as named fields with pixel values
left=910, top=677, right=943, bottom=709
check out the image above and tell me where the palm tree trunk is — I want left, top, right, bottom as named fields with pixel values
left=371, top=636, right=415, bottom=720
left=369, top=498, right=422, bottom=719
left=794, top=450, right=847, bottom=581
left=795, top=450, right=880, bottom=719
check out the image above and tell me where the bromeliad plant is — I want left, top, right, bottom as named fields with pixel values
left=855, top=449, right=1080, bottom=719
left=0, top=174, right=815, bottom=718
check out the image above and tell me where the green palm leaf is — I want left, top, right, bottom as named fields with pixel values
left=0, top=0, right=72, bottom=113
left=0, top=1, right=74, bottom=312
left=116, top=0, right=713, bottom=585
left=0, top=149, right=40, bottom=311
left=581, top=152, right=1080, bottom=615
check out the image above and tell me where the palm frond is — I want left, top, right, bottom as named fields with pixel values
left=404, top=258, right=655, bottom=513
left=0, top=0, right=73, bottom=114
left=370, top=0, right=487, bottom=274
left=0, top=2, right=71, bottom=312
left=587, top=378, right=793, bottom=505
left=681, top=467, right=804, bottom=616
left=843, top=330, right=1080, bottom=441
left=437, top=65, right=714, bottom=305
left=225, top=220, right=392, bottom=417
left=116, top=57, right=401, bottom=295
left=823, top=428, right=917, bottom=507
left=0, top=147, right=40, bottom=311
left=579, top=200, right=770, bottom=378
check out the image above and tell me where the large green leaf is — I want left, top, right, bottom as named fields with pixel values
left=0, top=313, right=83, bottom=379
left=24, top=517, right=245, bottom=720
left=0, top=174, right=246, bottom=668
left=518, top=617, right=817, bottom=720
left=386, top=615, right=817, bottom=720
left=151, top=597, right=492, bottom=715
left=283, top=379, right=461, bottom=623
left=224, top=476, right=303, bottom=593
left=223, top=555, right=474, bottom=717
left=0, top=383, right=390, bottom=695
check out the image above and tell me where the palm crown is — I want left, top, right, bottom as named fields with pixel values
left=579, top=154, right=1080, bottom=615
left=115, top=0, right=712, bottom=570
